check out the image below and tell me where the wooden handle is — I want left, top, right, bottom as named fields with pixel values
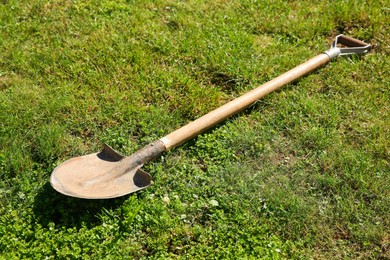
left=337, top=35, right=370, bottom=47
left=160, top=53, right=330, bottom=150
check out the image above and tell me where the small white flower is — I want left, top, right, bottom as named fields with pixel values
left=163, top=196, right=170, bottom=203
left=209, top=199, right=219, bottom=206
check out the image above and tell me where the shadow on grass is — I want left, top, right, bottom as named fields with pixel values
left=33, top=182, right=128, bottom=229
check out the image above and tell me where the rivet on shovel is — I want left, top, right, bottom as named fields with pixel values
left=50, top=35, right=371, bottom=199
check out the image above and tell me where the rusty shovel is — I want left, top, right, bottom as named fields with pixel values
left=50, top=35, right=371, bottom=199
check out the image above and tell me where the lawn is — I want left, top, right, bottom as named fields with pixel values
left=0, top=0, right=389, bottom=258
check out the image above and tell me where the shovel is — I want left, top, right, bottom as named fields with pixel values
left=50, top=35, right=371, bottom=199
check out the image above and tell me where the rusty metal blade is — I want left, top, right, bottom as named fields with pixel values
left=50, top=145, right=152, bottom=199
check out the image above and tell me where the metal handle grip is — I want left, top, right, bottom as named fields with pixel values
left=331, top=34, right=372, bottom=56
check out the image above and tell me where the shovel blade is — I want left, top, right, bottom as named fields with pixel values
left=50, top=145, right=152, bottom=199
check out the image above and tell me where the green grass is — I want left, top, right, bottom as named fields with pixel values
left=0, top=0, right=389, bottom=258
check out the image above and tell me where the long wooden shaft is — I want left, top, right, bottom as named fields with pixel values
left=160, top=53, right=330, bottom=150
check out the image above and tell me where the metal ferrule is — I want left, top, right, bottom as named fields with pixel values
left=324, top=47, right=341, bottom=60
left=130, top=140, right=166, bottom=165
